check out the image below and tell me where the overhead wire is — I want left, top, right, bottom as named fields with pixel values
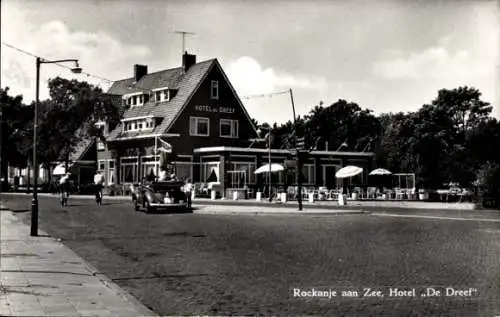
left=2, top=42, right=114, bottom=85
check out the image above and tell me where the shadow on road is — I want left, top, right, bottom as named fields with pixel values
left=143, top=208, right=195, bottom=215
left=9, top=209, right=31, bottom=213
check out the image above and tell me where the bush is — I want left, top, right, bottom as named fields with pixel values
left=477, top=162, right=500, bottom=208
left=106, top=184, right=124, bottom=196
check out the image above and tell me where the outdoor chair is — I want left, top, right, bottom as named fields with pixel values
left=367, top=187, right=377, bottom=199
left=395, top=188, right=405, bottom=200
left=247, top=187, right=255, bottom=199
left=328, top=189, right=339, bottom=201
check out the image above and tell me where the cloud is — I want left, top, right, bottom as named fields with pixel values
left=1, top=5, right=152, bottom=102
left=371, top=30, right=498, bottom=115
left=224, top=56, right=328, bottom=124
left=226, top=56, right=327, bottom=96
left=372, top=46, right=484, bottom=80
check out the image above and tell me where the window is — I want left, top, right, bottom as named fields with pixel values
left=153, top=89, right=169, bottom=102
left=123, top=118, right=154, bottom=132
left=140, top=156, right=159, bottom=181
left=96, top=122, right=106, bottom=150
left=175, top=163, right=192, bottom=182
left=97, top=139, right=105, bottom=150
left=301, top=164, right=315, bottom=184
left=131, top=96, right=137, bottom=106
left=145, top=118, right=154, bottom=129
left=120, top=157, right=138, bottom=183
left=98, top=160, right=106, bottom=172
left=201, top=162, right=219, bottom=183
left=220, top=119, right=238, bottom=138
left=211, top=80, right=218, bottom=99
left=107, top=160, right=115, bottom=185
left=189, top=117, right=209, bottom=136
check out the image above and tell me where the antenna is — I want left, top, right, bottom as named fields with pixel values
left=174, top=30, right=196, bottom=56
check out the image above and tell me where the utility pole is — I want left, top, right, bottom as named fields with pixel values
left=289, top=89, right=303, bottom=211
left=174, top=30, right=195, bottom=56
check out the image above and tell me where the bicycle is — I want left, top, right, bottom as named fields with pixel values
left=60, top=190, right=69, bottom=206
left=95, top=185, right=103, bottom=206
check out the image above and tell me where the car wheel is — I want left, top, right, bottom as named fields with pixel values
left=145, top=201, right=155, bottom=213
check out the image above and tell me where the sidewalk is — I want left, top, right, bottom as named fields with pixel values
left=0, top=208, right=157, bottom=317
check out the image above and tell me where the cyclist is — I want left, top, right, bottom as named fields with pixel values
left=93, top=171, right=105, bottom=205
left=59, top=173, right=71, bottom=206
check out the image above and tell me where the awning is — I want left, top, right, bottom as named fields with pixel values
left=335, top=166, right=363, bottom=178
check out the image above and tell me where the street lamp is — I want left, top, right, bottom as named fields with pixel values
left=31, top=57, right=81, bottom=237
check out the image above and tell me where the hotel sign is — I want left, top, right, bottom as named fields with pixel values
left=195, top=105, right=235, bottom=114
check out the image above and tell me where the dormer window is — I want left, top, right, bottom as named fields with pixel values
left=211, top=80, right=219, bottom=99
left=123, top=92, right=146, bottom=107
left=122, top=116, right=155, bottom=132
left=153, top=87, right=170, bottom=102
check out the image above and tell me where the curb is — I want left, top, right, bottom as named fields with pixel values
left=193, top=209, right=370, bottom=215
left=78, top=259, right=159, bottom=317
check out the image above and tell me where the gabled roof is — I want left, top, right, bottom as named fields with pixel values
left=107, top=59, right=216, bottom=141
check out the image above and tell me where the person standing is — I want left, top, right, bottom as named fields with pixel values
left=184, top=178, right=193, bottom=208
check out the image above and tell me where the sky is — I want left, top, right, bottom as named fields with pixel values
left=1, top=0, right=499, bottom=124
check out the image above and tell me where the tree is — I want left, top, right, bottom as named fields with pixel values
left=376, top=86, right=494, bottom=189
left=0, top=87, right=32, bottom=188
left=303, top=99, right=381, bottom=152
left=34, top=77, right=121, bottom=171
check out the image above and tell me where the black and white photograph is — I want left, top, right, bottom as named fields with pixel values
left=1, top=0, right=499, bottom=316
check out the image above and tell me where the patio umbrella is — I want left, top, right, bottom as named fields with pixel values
left=369, top=168, right=392, bottom=192
left=369, top=168, right=392, bottom=176
left=254, top=163, right=284, bottom=174
left=335, top=165, right=363, bottom=178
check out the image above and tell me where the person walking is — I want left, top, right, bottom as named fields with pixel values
left=184, top=178, right=193, bottom=208
left=59, top=173, right=71, bottom=206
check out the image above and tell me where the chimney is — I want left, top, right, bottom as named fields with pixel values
left=134, top=64, right=148, bottom=82
left=182, top=51, right=196, bottom=72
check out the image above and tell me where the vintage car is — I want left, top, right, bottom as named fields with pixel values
left=131, top=180, right=188, bottom=213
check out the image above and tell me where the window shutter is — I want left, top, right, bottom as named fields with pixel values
left=189, top=117, right=196, bottom=134
left=232, top=120, right=238, bottom=137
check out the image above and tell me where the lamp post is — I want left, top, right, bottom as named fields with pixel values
left=31, top=57, right=81, bottom=237
left=288, top=89, right=303, bottom=211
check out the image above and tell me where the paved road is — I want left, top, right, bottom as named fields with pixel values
left=1, top=195, right=500, bottom=316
